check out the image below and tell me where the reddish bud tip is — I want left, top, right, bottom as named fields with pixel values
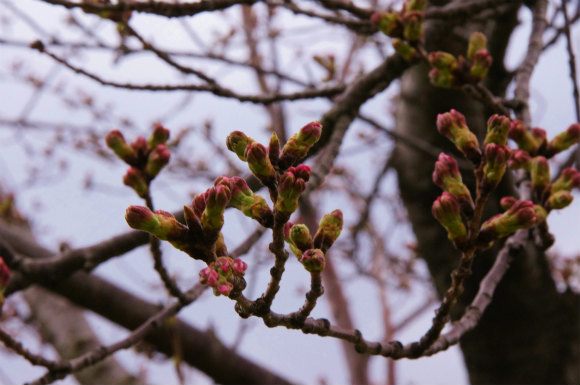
left=299, top=248, right=326, bottom=272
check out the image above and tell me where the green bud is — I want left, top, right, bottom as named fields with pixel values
left=147, top=123, right=170, bottom=149
left=313, top=209, right=343, bottom=252
left=530, top=156, right=550, bottom=194
left=484, top=114, right=510, bottom=146
left=106, top=130, right=136, bottom=164
left=432, top=192, right=467, bottom=245
left=547, top=123, right=580, bottom=156
left=546, top=190, right=574, bottom=210
left=145, top=145, right=170, bottom=178
left=432, top=153, right=474, bottom=216
left=123, top=168, right=149, bottom=198
left=482, top=144, right=510, bottom=192
left=551, top=167, right=580, bottom=193
left=392, top=38, right=417, bottom=61
left=245, top=142, right=276, bottom=186
left=403, top=11, right=423, bottom=41
left=299, top=248, right=325, bottom=272
left=290, top=224, right=313, bottom=253
left=279, top=121, right=322, bottom=170
left=479, top=200, right=536, bottom=241
left=226, top=131, right=254, bottom=161
left=436, top=109, right=482, bottom=164
left=470, top=49, right=492, bottom=80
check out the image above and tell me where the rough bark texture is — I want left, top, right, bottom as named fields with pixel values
left=392, top=2, right=580, bottom=384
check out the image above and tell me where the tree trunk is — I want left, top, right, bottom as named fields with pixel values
left=392, top=2, right=580, bottom=383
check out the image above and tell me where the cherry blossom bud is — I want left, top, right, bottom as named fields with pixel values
left=106, top=130, right=136, bottom=164
left=313, top=209, right=343, bottom=252
left=530, top=156, right=550, bottom=194
left=432, top=153, right=474, bottom=216
left=275, top=169, right=307, bottom=219
left=531, top=128, right=547, bottom=150
left=131, top=136, right=149, bottom=159
left=484, top=114, right=510, bottom=146
left=500, top=196, right=517, bottom=211
left=226, top=131, right=254, bottom=161
left=148, top=123, right=170, bottom=149
left=125, top=206, right=159, bottom=232
left=216, top=282, right=234, bottom=296
left=392, top=39, right=417, bottom=61
left=192, top=193, right=207, bottom=218
left=437, top=109, right=482, bottom=164
left=199, top=266, right=219, bottom=287
left=215, top=256, right=232, bottom=275
left=429, top=68, right=455, bottom=88
left=229, top=177, right=274, bottom=228
left=432, top=192, right=467, bottom=245
left=547, top=123, right=580, bottom=156
left=123, top=167, right=149, bottom=198
left=403, top=11, right=423, bottom=41
left=509, top=120, right=541, bottom=154
left=470, top=49, right=492, bottom=80
left=467, top=32, right=487, bottom=61
left=201, top=186, right=230, bottom=239
left=371, top=12, right=402, bottom=38
left=482, top=144, right=510, bottom=191
left=479, top=200, right=536, bottom=241
left=279, top=121, right=322, bottom=169
left=508, top=149, right=532, bottom=170
left=299, top=248, right=326, bottom=272
left=290, top=224, right=313, bottom=252
left=429, top=51, right=458, bottom=71
left=546, top=190, right=574, bottom=210
left=232, top=258, right=248, bottom=275
left=268, top=132, right=280, bottom=167
left=551, top=167, right=580, bottom=193
left=245, top=142, right=276, bottom=186
left=145, top=144, right=170, bottom=178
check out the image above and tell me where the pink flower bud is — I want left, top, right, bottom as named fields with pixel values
left=215, top=256, right=232, bottom=275
left=467, top=32, right=487, bottom=61
left=226, top=131, right=254, bottom=161
left=106, top=130, right=136, bottom=164
left=546, top=190, right=574, bottom=210
left=148, top=123, right=170, bottom=149
left=432, top=192, right=467, bottom=245
left=547, top=123, right=580, bottom=156
left=429, top=51, right=457, bottom=71
left=479, top=200, right=536, bottom=241
left=279, top=121, right=322, bottom=170
left=551, top=167, right=580, bottom=193
left=437, top=110, right=482, bottom=164
left=313, top=209, right=343, bottom=252
left=123, top=168, right=149, bottom=198
left=0, top=257, right=10, bottom=290
left=530, top=156, right=550, bottom=193
left=509, top=120, right=541, bottom=154
left=534, top=205, right=547, bottom=224
left=268, top=132, right=280, bottom=167
left=199, top=266, right=219, bottom=287
left=275, top=170, right=307, bottom=218
left=145, top=144, right=170, bottom=178
left=131, top=136, right=149, bottom=159
left=299, top=248, right=326, bottom=272
left=216, top=282, right=234, bottom=296
left=508, top=149, right=532, bottom=170
left=201, top=186, right=230, bottom=238
left=482, top=144, right=510, bottom=191
left=192, top=193, right=207, bottom=218
left=232, top=258, right=248, bottom=275
left=392, top=38, right=417, bottom=61
left=484, top=114, right=510, bottom=146
left=470, top=49, right=492, bottom=79
left=125, top=205, right=159, bottom=233
left=228, top=177, right=274, bottom=228
left=245, top=142, right=276, bottom=186
left=500, top=196, right=517, bottom=211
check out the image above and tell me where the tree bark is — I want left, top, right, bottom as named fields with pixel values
left=392, top=2, right=580, bottom=384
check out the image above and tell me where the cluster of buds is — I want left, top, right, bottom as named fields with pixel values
left=432, top=153, right=474, bottom=217
left=436, top=109, right=482, bottom=164
left=432, top=192, right=467, bottom=248
left=428, top=32, right=492, bottom=87
left=371, top=0, right=426, bottom=61
left=0, top=257, right=11, bottom=312
left=199, top=256, right=247, bottom=296
left=226, top=121, right=322, bottom=180
left=480, top=115, right=511, bottom=192
left=478, top=200, right=538, bottom=243
left=275, top=165, right=311, bottom=222
left=284, top=210, right=343, bottom=272
left=106, top=124, right=171, bottom=198
left=508, top=120, right=547, bottom=155
left=546, top=167, right=580, bottom=210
